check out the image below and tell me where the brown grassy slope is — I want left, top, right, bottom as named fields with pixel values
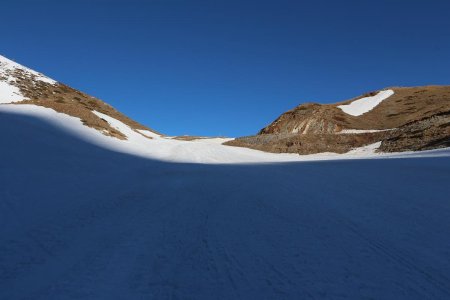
left=338, top=86, right=450, bottom=129
left=260, top=86, right=450, bottom=134
left=6, top=68, right=159, bottom=139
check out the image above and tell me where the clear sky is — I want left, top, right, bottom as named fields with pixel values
left=2, top=0, right=450, bottom=136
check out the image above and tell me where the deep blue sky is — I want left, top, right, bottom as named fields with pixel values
left=2, top=0, right=450, bottom=136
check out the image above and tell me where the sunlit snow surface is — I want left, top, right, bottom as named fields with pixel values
left=338, top=89, right=394, bottom=116
left=1, top=104, right=450, bottom=299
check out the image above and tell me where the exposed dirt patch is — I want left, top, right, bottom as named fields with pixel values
left=171, top=136, right=209, bottom=141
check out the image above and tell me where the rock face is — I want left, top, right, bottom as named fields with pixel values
left=0, top=55, right=159, bottom=139
left=379, top=111, right=450, bottom=152
left=259, top=103, right=344, bottom=135
left=226, top=86, right=450, bottom=154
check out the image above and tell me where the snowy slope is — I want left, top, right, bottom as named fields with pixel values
left=338, top=89, right=394, bottom=116
left=1, top=104, right=447, bottom=164
left=0, top=106, right=450, bottom=299
left=0, top=105, right=301, bottom=164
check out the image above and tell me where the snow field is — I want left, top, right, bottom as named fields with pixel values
left=0, top=107, right=449, bottom=299
left=338, top=89, right=394, bottom=116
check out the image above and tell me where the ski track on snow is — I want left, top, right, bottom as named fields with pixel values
left=0, top=105, right=450, bottom=299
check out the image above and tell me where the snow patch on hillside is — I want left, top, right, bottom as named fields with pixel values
left=338, top=128, right=394, bottom=134
left=338, top=90, right=394, bottom=116
left=0, top=81, right=28, bottom=103
left=136, top=129, right=161, bottom=139
left=0, top=54, right=57, bottom=85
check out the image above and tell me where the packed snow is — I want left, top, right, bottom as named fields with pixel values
left=338, top=89, right=394, bottom=116
left=0, top=54, right=57, bottom=85
left=0, top=105, right=449, bottom=299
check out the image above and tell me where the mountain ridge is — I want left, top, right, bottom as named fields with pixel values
left=0, top=54, right=159, bottom=140
left=1, top=54, right=449, bottom=156
left=226, top=86, right=450, bottom=154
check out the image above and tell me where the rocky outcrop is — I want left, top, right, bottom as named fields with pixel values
left=225, top=132, right=387, bottom=154
left=259, top=103, right=345, bottom=134
left=379, top=111, right=450, bottom=152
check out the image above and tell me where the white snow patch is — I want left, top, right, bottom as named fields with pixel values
left=0, top=54, right=57, bottom=85
left=338, top=90, right=394, bottom=116
left=338, top=129, right=394, bottom=134
left=0, top=81, right=28, bottom=103
left=136, top=129, right=161, bottom=139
